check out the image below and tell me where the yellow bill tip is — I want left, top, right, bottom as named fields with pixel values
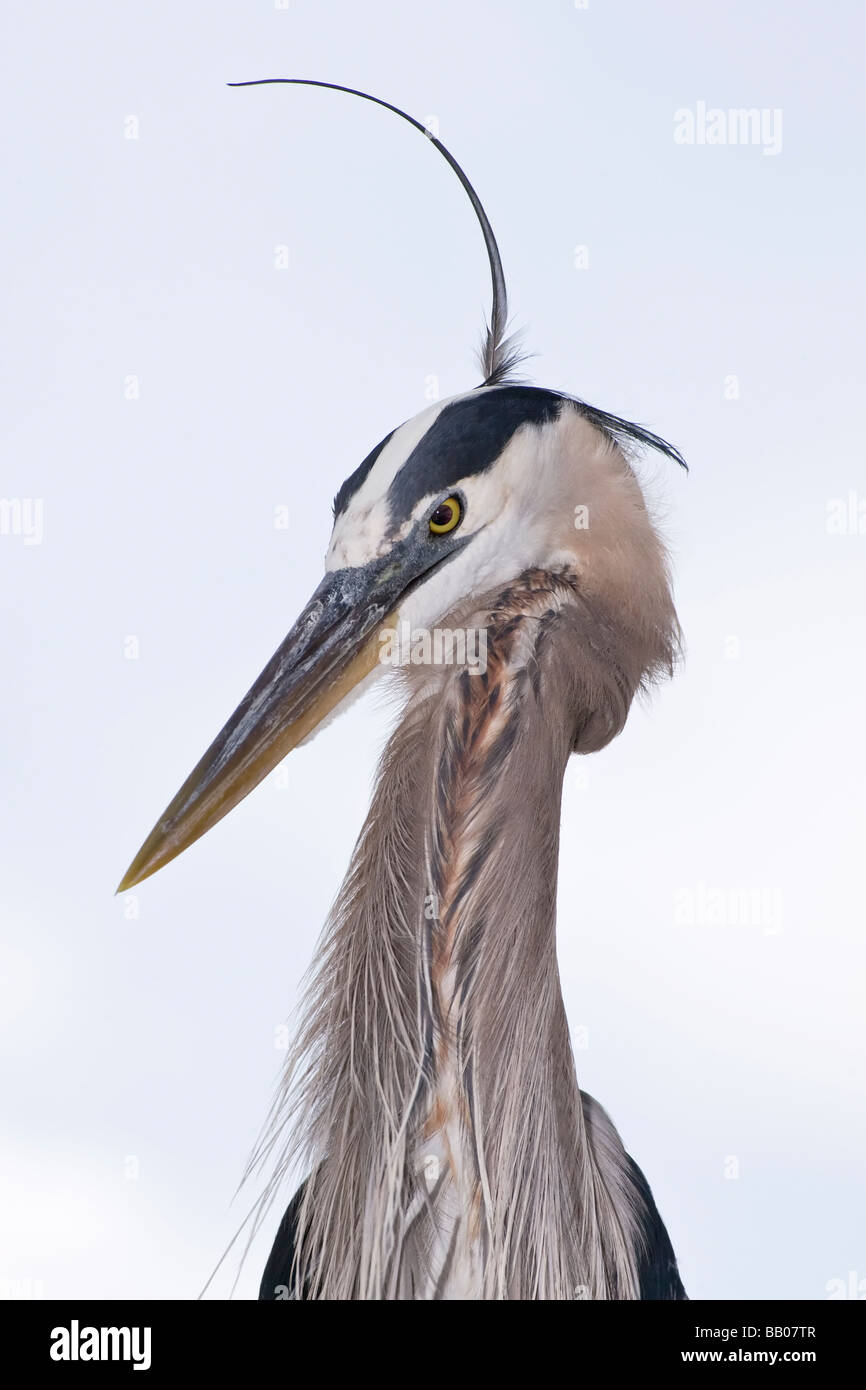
left=114, top=621, right=387, bottom=894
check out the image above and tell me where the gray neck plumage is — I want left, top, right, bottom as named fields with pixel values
left=264, top=569, right=651, bottom=1299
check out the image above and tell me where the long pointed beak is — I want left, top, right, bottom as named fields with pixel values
left=117, top=547, right=421, bottom=891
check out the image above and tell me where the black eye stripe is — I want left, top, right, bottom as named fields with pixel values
left=332, top=385, right=685, bottom=526
left=385, top=388, right=562, bottom=527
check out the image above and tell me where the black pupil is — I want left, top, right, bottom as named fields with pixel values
left=431, top=502, right=455, bottom=528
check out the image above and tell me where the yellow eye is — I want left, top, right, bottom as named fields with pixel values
left=429, top=496, right=462, bottom=535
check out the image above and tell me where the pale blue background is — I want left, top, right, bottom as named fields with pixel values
left=1, top=0, right=863, bottom=1299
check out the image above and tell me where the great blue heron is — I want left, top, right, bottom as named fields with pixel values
left=119, top=80, right=687, bottom=1300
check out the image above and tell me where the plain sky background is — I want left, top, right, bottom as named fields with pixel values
left=1, top=0, right=864, bottom=1300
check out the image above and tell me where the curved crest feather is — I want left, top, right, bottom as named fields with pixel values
left=228, top=78, right=524, bottom=386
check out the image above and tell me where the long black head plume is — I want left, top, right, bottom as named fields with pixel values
left=227, top=77, right=523, bottom=386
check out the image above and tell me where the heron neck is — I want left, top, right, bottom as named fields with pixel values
left=288, top=568, right=618, bottom=1298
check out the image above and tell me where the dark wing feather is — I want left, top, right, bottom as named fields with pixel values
left=258, top=1179, right=308, bottom=1301
left=626, top=1155, right=688, bottom=1300
left=259, top=1167, right=687, bottom=1300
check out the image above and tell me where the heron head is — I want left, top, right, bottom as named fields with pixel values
left=118, top=382, right=681, bottom=890
left=328, top=383, right=683, bottom=639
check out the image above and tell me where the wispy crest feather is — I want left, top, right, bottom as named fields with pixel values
left=227, top=78, right=526, bottom=387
